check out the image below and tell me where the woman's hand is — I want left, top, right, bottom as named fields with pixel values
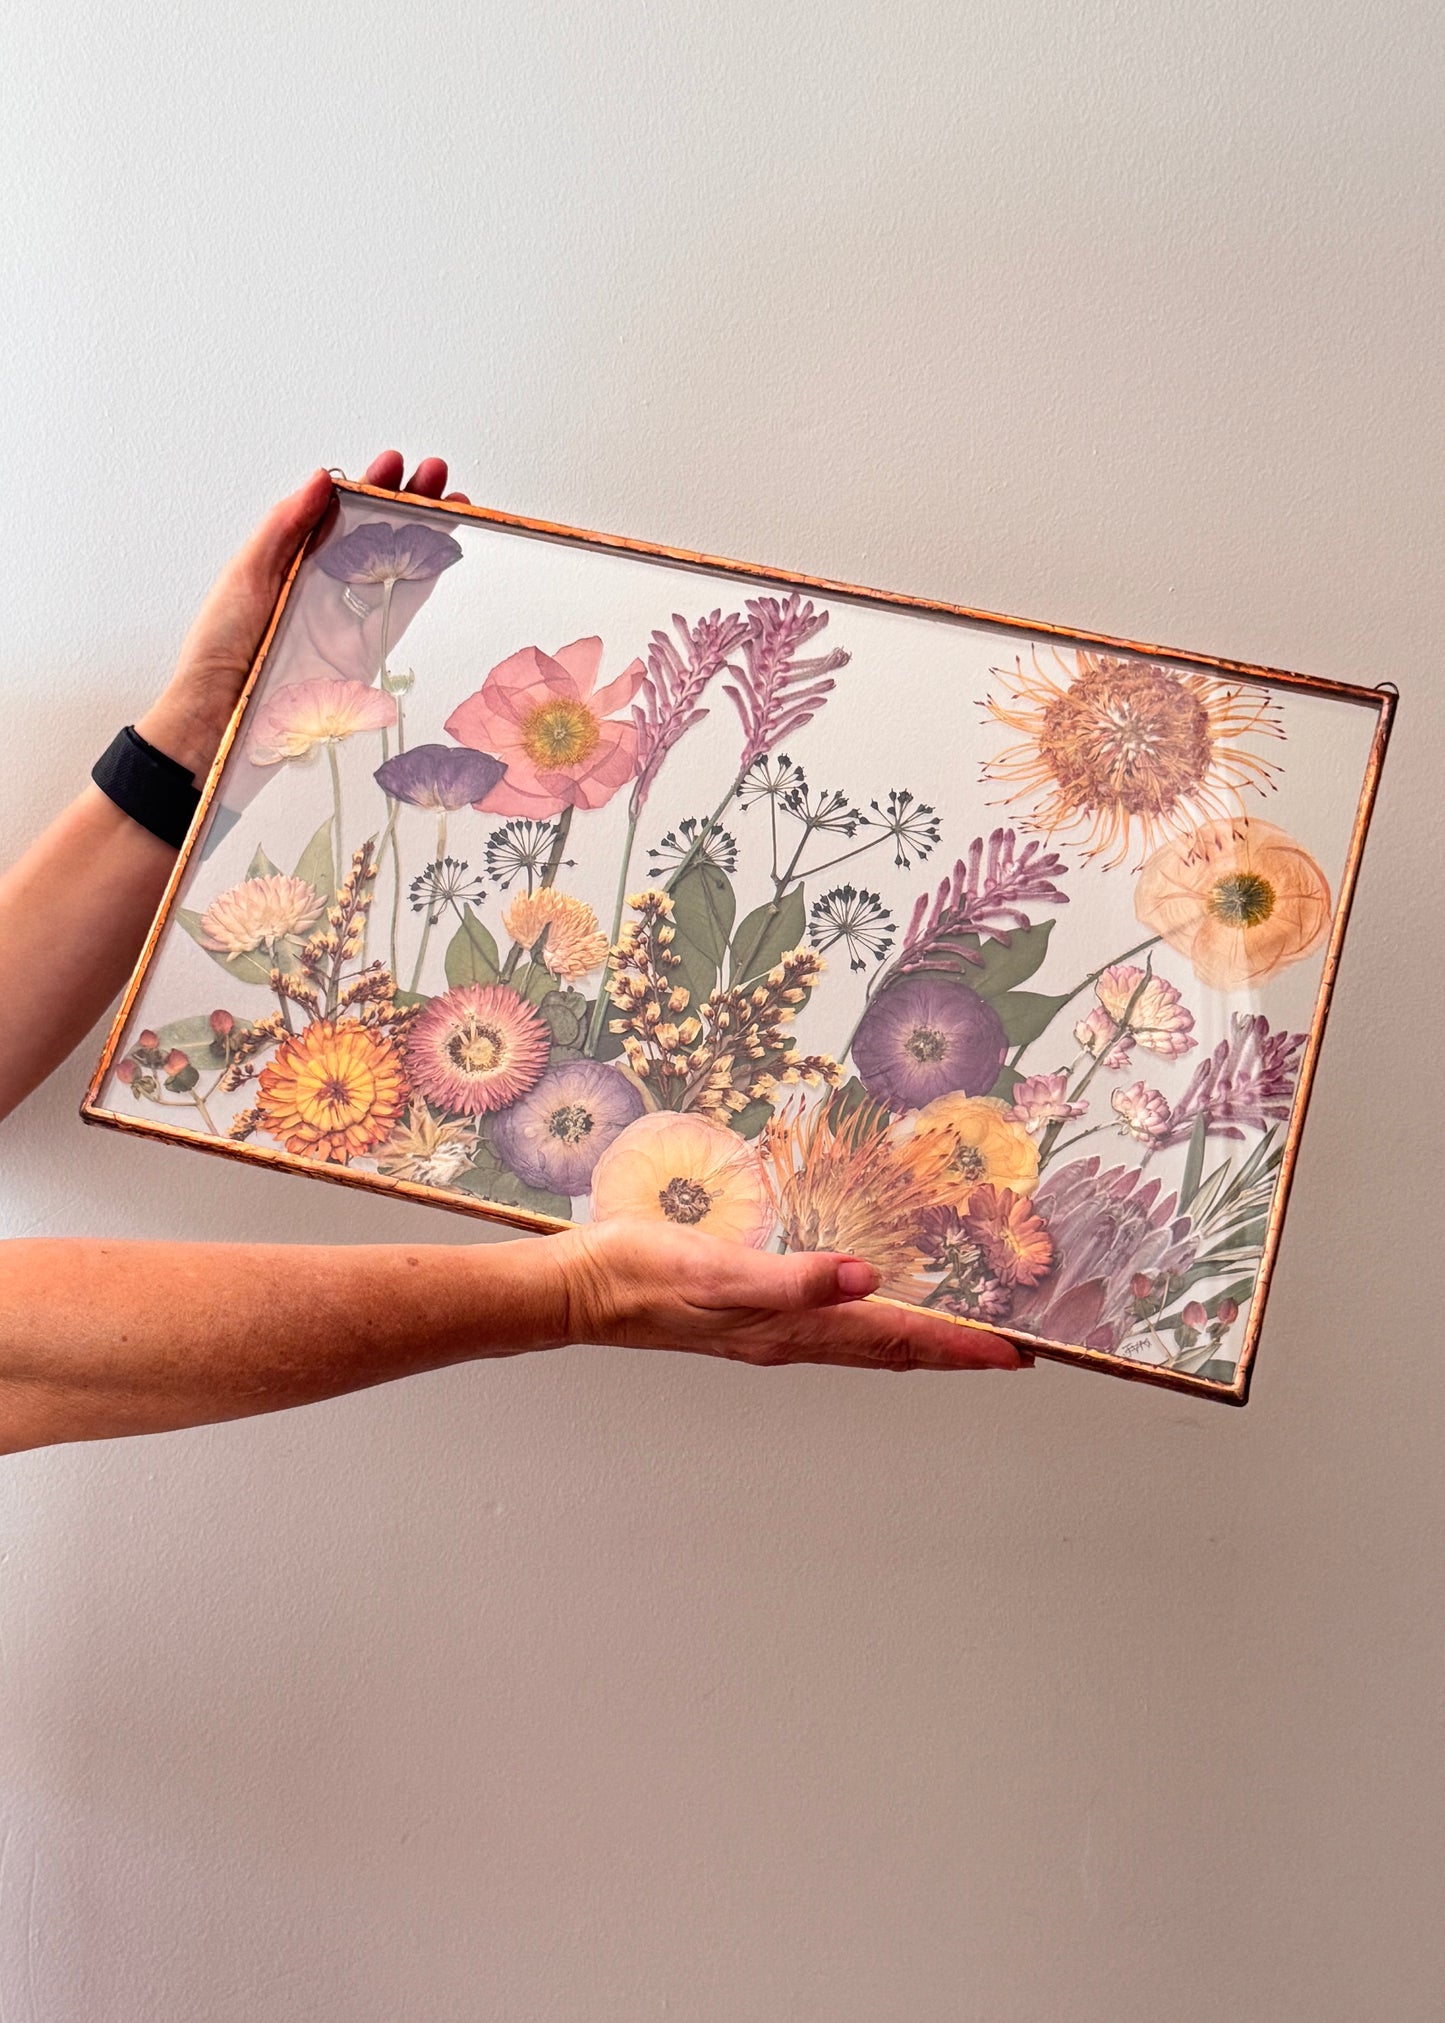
left=136, top=451, right=469, bottom=779
left=543, top=1220, right=1031, bottom=1371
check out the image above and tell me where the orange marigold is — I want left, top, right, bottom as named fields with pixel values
left=961, top=1184, right=1054, bottom=1288
left=255, top=1018, right=407, bottom=1164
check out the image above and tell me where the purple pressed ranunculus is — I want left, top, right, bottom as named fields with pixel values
left=375, top=743, right=505, bottom=811
left=491, top=1060, right=646, bottom=1197
left=316, top=518, right=463, bottom=586
left=851, top=973, right=1006, bottom=1111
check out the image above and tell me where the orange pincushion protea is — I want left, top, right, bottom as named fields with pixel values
left=1134, top=817, right=1331, bottom=990
left=255, top=1019, right=407, bottom=1164
left=983, top=649, right=1282, bottom=868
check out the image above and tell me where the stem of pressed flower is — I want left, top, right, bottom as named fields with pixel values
left=500, top=809, right=573, bottom=983
left=327, top=742, right=345, bottom=872
left=190, top=1090, right=219, bottom=1135
left=377, top=575, right=395, bottom=687
left=1007, top=934, right=1161, bottom=1069
left=729, top=831, right=810, bottom=990
left=664, top=771, right=744, bottom=894
left=407, top=812, right=448, bottom=997
left=1039, top=1121, right=1108, bottom=1165
left=1037, top=965, right=1155, bottom=1163
left=585, top=809, right=639, bottom=1056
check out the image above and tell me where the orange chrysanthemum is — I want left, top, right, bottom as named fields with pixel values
left=255, top=1018, right=407, bottom=1164
left=961, top=1184, right=1054, bottom=1288
left=1134, top=816, right=1332, bottom=990
left=501, top=886, right=609, bottom=983
left=983, top=648, right=1283, bottom=868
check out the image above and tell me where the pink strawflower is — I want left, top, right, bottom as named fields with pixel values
left=1111, top=1080, right=1171, bottom=1142
left=1095, top=964, right=1196, bottom=1059
left=405, top=984, right=550, bottom=1116
left=1006, top=1072, right=1087, bottom=1135
left=1073, top=1003, right=1136, bottom=1069
left=445, top=637, right=645, bottom=818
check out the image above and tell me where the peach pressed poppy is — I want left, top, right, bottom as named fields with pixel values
left=907, top=1093, right=1040, bottom=1206
left=590, top=1111, right=772, bottom=1246
left=248, top=676, right=397, bottom=765
left=1134, top=817, right=1332, bottom=991
left=445, top=637, right=645, bottom=818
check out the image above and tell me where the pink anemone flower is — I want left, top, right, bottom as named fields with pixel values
left=444, top=637, right=645, bottom=817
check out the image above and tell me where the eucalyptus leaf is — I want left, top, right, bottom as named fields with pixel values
left=292, top=819, right=336, bottom=903
left=454, top=1156, right=571, bottom=1221
left=538, top=989, right=591, bottom=1052
left=987, top=1063, right=1026, bottom=1104
left=246, top=844, right=282, bottom=881
left=730, top=884, right=807, bottom=988
left=444, top=907, right=499, bottom=988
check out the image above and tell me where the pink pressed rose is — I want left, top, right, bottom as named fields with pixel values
left=444, top=637, right=645, bottom=817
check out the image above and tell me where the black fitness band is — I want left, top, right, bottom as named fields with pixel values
left=91, top=726, right=202, bottom=849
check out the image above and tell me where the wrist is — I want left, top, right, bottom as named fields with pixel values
left=134, top=689, right=228, bottom=782
left=470, top=1233, right=579, bottom=1353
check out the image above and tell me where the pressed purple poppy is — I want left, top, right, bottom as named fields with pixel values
left=375, top=743, right=505, bottom=811
left=492, top=1060, right=645, bottom=1196
left=852, top=973, right=1006, bottom=1111
left=316, top=519, right=463, bottom=586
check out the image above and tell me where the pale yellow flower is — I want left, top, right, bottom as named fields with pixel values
left=199, top=873, right=324, bottom=954
left=590, top=1111, right=772, bottom=1246
left=375, top=1102, right=480, bottom=1187
left=502, top=887, right=609, bottom=982
left=249, top=676, right=396, bottom=764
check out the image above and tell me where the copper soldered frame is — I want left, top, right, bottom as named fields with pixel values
left=82, top=479, right=1396, bottom=1405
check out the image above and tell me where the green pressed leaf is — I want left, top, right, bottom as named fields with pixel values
left=993, top=989, right=1072, bottom=1047
left=392, top=989, right=430, bottom=1010
left=245, top=844, right=282, bottom=881
left=444, top=907, right=500, bottom=988
left=292, top=819, right=336, bottom=903
left=152, top=1012, right=256, bottom=1061
left=965, top=921, right=1054, bottom=998
left=1192, top=1359, right=1239, bottom=1386
left=987, top=1063, right=1026, bottom=1104
left=176, top=908, right=279, bottom=988
left=671, top=861, right=736, bottom=1007
left=454, top=1155, right=571, bottom=1221
left=729, top=1098, right=775, bottom=1141
left=1179, top=1113, right=1210, bottom=1211
left=730, top=884, right=807, bottom=988
left=538, top=989, right=591, bottom=1053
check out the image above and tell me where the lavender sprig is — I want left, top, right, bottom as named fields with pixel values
left=630, top=609, right=749, bottom=817
left=1160, top=1013, right=1306, bottom=1144
left=725, top=594, right=850, bottom=772
left=887, top=828, right=1071, bottom=980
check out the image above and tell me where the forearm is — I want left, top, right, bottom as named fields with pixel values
left=0, top=1233, right=571, bottom=1453
left=0, top=785, right=179, bottom=1121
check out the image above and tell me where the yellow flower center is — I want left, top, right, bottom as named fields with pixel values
left=1208, top=871, right=1276, bottom=928
left=448, top=1018, right=505, bottom=1076
left=521, top=698, right=600, bottom=770
left=548, top=1102, right=594, bottom=1146
left=659, top=1174, right=712, bottom=1224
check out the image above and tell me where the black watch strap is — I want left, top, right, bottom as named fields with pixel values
left=92, top=726, right=202, bottom=849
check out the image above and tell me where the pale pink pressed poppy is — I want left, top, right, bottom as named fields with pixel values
left=248, top=676, right=397, bottom=765
left=444, top=637, right=645, bottom=817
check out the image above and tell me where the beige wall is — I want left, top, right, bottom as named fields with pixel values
left=1, top=3, right=1440, bottom=2016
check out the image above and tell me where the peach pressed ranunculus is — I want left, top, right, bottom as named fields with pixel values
left=444, top=636, right=645, bottom=818
left=248, top=676, right=397, bottom=765
left=590, top=1111, right=772, bottom=1247
left=1134, top=817, right=1331, bottom=991
left=906, top=1093, right=1040, bottom=1207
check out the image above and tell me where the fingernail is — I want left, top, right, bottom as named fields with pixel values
left=835, top=1258, right=881, bottom=1299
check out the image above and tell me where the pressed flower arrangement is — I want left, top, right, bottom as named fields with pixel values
left=85, top=482, right=1394, bottom=1402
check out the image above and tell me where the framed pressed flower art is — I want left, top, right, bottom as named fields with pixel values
left=83, top=480, right=1394, bottom=1403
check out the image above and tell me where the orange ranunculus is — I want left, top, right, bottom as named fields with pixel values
left=907, top=1093, right=1039, bottom=1206
left=1134, top=817, right=1331, bottom=991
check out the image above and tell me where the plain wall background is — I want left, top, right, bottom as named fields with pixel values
left=1, top=3, right=1440, bottom=2017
